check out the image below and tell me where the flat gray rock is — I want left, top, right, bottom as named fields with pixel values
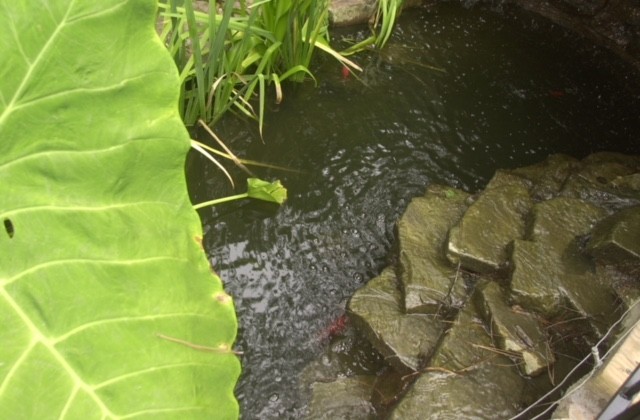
left=560, top=152, right=640, bottom=211
left=510, top=153, right=580, bottom=201
left=588, top=205, right=640, bottom=266
left=391, top=298, right=526, bottom=418
left=397, top=184, right=470, bottom=314
left=447, top=171, right=532, bottom=274
left=430, top=301, right=501, bottom=372
left=328, top=0, right=377, bottom=26
left=514, top=198, right=617, bottom=335
left=348, top=266, right=443, bottom=373
left=531, top=197, right=608, bottom=253
left=307, top=376, right=376, bottom=419
left=510, top=239, right=564, bottom=317
left=476, top=281, right=554, bottom=376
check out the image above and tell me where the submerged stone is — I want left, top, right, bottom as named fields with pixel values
left=447, top=171, right=532, bottom=274
left=510, top=153, right=580, bottom=201
left=560, top=152, right=640, bottom=211
left=588, top=205, right=640, bottom=266
left=348, top=266, right=443, bottom=372
left=396, top=184, right=470, bottom=314
left=476, top=281, right=554, bottom=376
left=306, top=376, right=376, bottom=419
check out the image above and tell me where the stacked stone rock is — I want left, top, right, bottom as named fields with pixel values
left=306, top=152, right=640, bottom=418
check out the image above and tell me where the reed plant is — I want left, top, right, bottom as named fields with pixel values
left=157, top=0, right=359, bottom=130
left=341, top=0, right=406, bottom=55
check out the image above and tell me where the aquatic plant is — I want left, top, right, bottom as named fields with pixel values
left=194, top=178, right=288, bottom=209
left=158, top=0, right=359, bottom=132
left=0, top=0, right=239, bottom=416
left=341, top=0, right=407, bottom=55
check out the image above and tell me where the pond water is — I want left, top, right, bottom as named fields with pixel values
left=186, top=3, right=640, bottom=418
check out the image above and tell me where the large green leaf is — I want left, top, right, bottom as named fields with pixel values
left=0, top=1, right=240, bottom=418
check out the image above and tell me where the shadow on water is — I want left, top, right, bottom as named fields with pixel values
left=185, top=3, right=640, bottom=418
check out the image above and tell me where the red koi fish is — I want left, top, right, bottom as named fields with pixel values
left=317, top=313, right=349, bottom=342
left=549, top=89, right=565, bottom=98
left=341, top=65, right=350, bottom=80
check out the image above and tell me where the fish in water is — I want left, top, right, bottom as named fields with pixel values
left=549, top=89, right=565, bottom=98
left=317, top=313, right=349, bottom=342
left=341, top=65, right=350, bottom=80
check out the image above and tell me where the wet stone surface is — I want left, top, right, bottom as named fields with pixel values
left=397, top=184, right=470, bottom=314
left=476, top=281, right=554, bottom=376
left=304, top=153, right=640, bottom=418
left=588, top=205, right=640, bottom=266
left=307, top=376, right=377, bottom=420
left=447, top=171, right=533, bottom=274
left=348, top=266, right=443, bottom=372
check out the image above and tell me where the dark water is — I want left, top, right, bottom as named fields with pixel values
left=186, top=3, right=640, bottom=418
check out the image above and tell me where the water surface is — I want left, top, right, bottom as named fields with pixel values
left=186, top=3, right=640, bottom=418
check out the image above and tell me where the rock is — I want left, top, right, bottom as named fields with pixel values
left=390, top=305, right=524, bottom=420
left=510, top=239, right=564, bottom=317
left=390, top=298, right=528, bottom=418
left=595, top=264, right=640, bottom=309
left=328, top=0, right=424, bottom=27
left=476, top=281, right=554, bottom=377
left=531, top=197, right=607, bottom=251
left=611, top=173, right=640, bottom=192
left=370, top=368, right=414, bottom=415
left=328, top=0, right=377, bottom=27
left=348, top=266, right=443, bottom=372
left=396, top=184, right=470, bottom=314
left=306, top=376, right=377, bottom=419
left=510, top=153, right=580, bottom=201
left=300, top=331, right=385, bottom=388
left=447, top=171, right=532, bottom=274
left=588, top=205, right=640, bottom=266
left=390, top=365, right=525, bottom=419
left=556, top=259, right=619, bottom=337
left=515, top=198, right=618, bottom=335
left=508, top=0, right=640, bottom=70
left=430, top=300, right=503, bottom=372
left=560, top=152, right=640, bottom=211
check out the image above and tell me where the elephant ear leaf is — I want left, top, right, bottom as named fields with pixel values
left=0, top=1, right=240, bottom=418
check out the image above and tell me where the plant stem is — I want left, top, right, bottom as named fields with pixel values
left=193, top=193, right=249, bottom=210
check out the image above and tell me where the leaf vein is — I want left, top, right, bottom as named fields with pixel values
left=0, top=338, right=36, bottom=396
left=1, top=256, right=185, bottom=289
left=0, top=0, right=73, bottom=127
left=54, top=313, right=212, bottom=344
left=0, top=286, right=117, bottom=417
left=94, top=362, right=214, bottom=390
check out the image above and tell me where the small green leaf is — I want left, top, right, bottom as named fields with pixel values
left=246, top=178, right=288, bottom=204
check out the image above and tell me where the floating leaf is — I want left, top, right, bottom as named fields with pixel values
left=246, top=178, right=288, bottom=204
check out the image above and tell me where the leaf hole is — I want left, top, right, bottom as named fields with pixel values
left=4, top=218, right=14, bottom=238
